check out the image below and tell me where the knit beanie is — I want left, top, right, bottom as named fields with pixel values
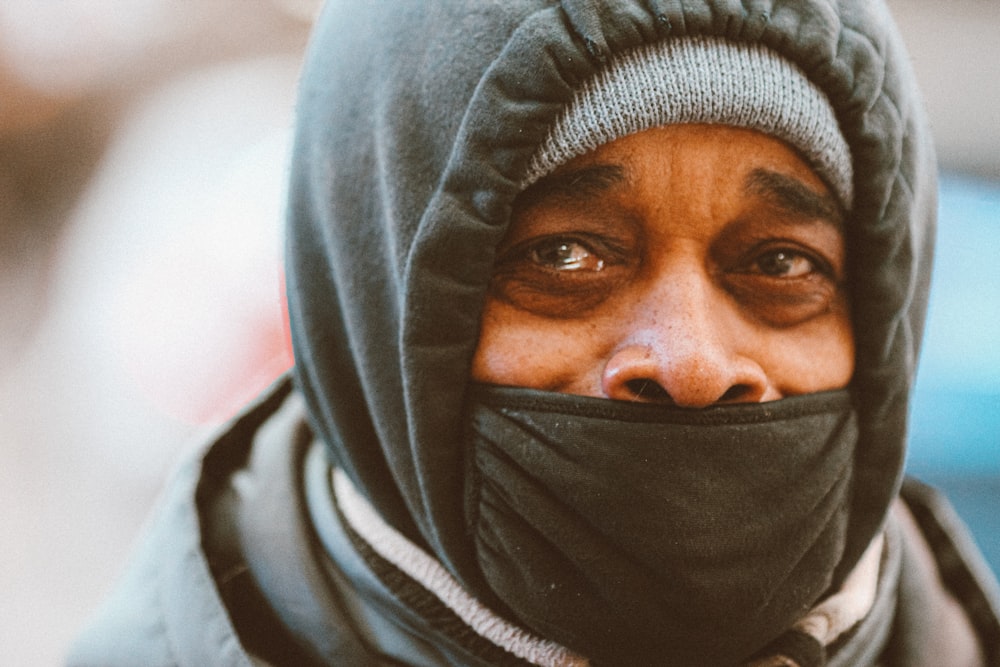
left=525, top=36, right=854, bottom=209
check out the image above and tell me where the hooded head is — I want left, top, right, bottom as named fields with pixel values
left=286, top=1, right=935, bottom=663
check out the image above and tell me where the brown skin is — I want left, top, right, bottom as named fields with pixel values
left=472, top=124, right=854, bottom=407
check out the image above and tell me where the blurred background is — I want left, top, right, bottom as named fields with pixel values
left=1, top=1, right=997, bottom=664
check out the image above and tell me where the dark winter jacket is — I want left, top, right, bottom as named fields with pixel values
left=70, top=0, right=1000, bottom=665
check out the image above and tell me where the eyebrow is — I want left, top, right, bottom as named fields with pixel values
left=744, top=168, right=844, bottom=229
left=516, top=164, right=626, bottom=210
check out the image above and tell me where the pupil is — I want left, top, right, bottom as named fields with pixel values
left=538, top=242, right=586, bottom=268
left=530, top=240, right=604, bottom=271
left=760, top=252, right=794, bottom=275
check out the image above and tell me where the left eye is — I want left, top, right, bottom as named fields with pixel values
left=751, top=249, right=817, bottom=278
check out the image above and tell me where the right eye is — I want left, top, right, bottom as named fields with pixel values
left=527, top=238, right=606, bottom=272
left=489, top=233, right=633, bottom=318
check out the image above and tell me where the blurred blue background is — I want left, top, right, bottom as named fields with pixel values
left=909, top=173, right=1000, bottom=574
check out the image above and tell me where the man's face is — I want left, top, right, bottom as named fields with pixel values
left=472, top=124, right=854, bottom=406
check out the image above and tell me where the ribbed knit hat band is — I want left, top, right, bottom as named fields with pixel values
left=525, top=36, right=854, bottom=209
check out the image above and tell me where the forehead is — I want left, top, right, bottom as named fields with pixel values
left=516, top=124, right=843, bottom=230
left=565, top=125, right=830, bottom=188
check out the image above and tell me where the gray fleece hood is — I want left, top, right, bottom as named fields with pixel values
left=285, top=0, right=935, bottom=659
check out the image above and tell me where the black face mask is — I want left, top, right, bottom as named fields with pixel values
left=463, top=385, right=858, bottom=667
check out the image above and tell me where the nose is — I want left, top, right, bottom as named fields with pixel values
left=601, top=283, right=770, bottom=408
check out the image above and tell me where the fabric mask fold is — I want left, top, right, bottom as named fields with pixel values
left=463, top=385, right=858, bottom=666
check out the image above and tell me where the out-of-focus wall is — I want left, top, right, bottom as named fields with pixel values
left=886, top=0, right=1000, bottom=181
left=1, top=2, right=315, bottom=665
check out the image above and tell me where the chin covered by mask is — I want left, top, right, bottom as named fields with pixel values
left=464, top=386, right=858, bottom=665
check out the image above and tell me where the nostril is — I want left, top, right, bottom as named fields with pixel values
left=719, top=384, right=754, bottom=402
left=624, top=378, right=672, bottom=402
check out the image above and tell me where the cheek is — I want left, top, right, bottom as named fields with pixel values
left=471, top=300, right=607, bottom=393
left=766, top=306, right=855, bottom=394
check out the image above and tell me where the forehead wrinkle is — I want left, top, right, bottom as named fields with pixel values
left=744, top=168, right=843, bottom=230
